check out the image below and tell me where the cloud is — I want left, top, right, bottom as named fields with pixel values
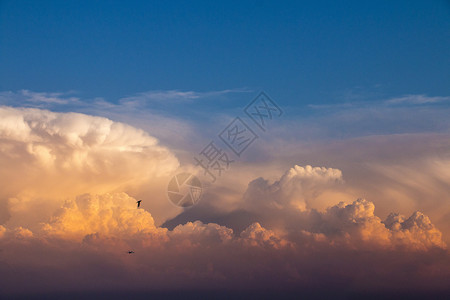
left=240, top=222, right=289, bottom=249
left=0, top=89, right=255, bottom=156
left=244, top=165, right=343, bottom=211
left=300, top=94, right=450, bottom=141
left=385, top=94, right=450, bottom=105
left=384, top=211, right=446, bottom=250
left=27, top=162, right=444, bottom=252
left=41, top=193, right=162, bottom=240
left=0, top=225, right=6, bottom=238
left=0, top=106, right=180, bottom=229
left=0, top=101, right=449, bottom=295
left=308, top=94, right=450, bottom=109
left=170, top=221, right=233, bottom=246
left=241, top=165, right=346, bottom=230
left=316, top=198, right=445, bottom=250
left=119, top=88, right=251, bottom=105
left=0, top=189, right=448, bottom=295
left=0, top=90, right=80, bottom=106
left=240, top=166, right=446, bottom=251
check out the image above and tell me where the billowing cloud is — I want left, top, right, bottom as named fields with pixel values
left=0, top=106, right=179, bottom=229
left=1, top=104, right=449, bottom=296
left=1, top=189, right=448, bottom=295
left=261, top=166, right=446, bottom=252
left=240, top=166, right=446, bottom=251
left=244, top=165, right=343, bottom=212
left=315, top=198, right=445, bottom=250
left=240, top=222, right=289, bottom=249
left=384, top=211, right=446, bottom=250
left=41, top=193, right=161, bottom=240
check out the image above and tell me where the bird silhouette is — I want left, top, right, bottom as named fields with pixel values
left=127, top=251, right=135, bottom=254
left=136, top=200, right=142, bottom=208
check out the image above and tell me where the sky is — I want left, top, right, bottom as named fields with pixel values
left=0, top=1, right=450, bottom=299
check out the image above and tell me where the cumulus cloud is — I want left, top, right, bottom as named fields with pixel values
left=240, top=222, right=289, bottom=249
left=0, top=106, right=179, bottom=229
left=244, top=165, right=343, bottom=212
left=1, top=190, right=448, bottom=295
left=41, top=193, right=162, bottom=240
left=384, top=211, right=446, bottom=250
left=13, top=164, right=444, bottom=254
left=170, top=221, right=233, bottom=245
left=0, top=103, right=449, bottom=295
left=309, top=198, right=445, bottom=250
left=238, top=165, right=446, bottom=251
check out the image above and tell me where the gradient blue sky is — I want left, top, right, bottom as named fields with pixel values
left=1, top=0, right=449, bottom=108
left=2, top=2, right=450, bottom=297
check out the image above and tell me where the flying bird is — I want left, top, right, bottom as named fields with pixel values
left=136, top=200, right=142, bottom=208
left=127, top=251, right=135, bottom=254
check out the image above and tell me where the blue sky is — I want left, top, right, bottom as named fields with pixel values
left=2, top=3, right=450, bottom=296
left=1, top=0, right=449, bottom=109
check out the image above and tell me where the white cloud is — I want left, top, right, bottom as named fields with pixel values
left=241, top=165, right=446, bottom=250
left=386, top=94, right=450, bottom=105
left=243, top=165, right=344, bottom=213
left=0, top=90, right=80, bottom=106
left=0, top=98, right=449, bottom=295
left=119, top=88, right=251, bottom=104
left=0, top=106, right=180, bottom=229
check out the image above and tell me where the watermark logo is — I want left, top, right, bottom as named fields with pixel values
left=194, top=141, right=234, bottom=183
left=167, top=173, right=203, bottom=207
left=167, top=91, right=282, bottom=207
left=218, top=117, right=258, bottom=157
left=244, top=91, right=283, bottom=132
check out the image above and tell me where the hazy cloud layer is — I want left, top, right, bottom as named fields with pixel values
left=0, top=105, right=449, bottom=295
left=1, top=190, right=448, bottom=294
left=119, top=88, right=251, bottom=104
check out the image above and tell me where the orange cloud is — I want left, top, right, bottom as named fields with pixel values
left=0, top=106, right=179, bottom=230
left=0, top=105, right=449, bottom=296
